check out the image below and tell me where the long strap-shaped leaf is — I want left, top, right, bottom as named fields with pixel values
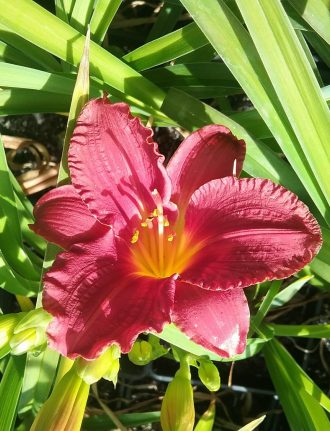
left=0, top=356, right=26, bottom=430
left=0, top=0, right=165, bottom=110
left=0, top=22, right=61, bottom=72
left=123, top=22, right=208, bottom=70
left=287, top=0, right=330, bottom=44
left=179, top=0, right=330, bottom=226
left=264, top=339, right=330, bottom=430
left=90, top=0, right=122, bottom=45
left=236, top=0, right=330, bottom=212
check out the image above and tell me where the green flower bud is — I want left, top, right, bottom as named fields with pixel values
left=30, top=367, right=89, bottom=431
left=161, top=360, right=195, bottom=431
left=0, top=312, right=26, bottom=348
left=9, top=308, right=51, bottom=355
left=194, top=401, right=216, bottom=431
left=14, top=308, right=51, bottom=332
left=198, top=359, right=220, bottom=392
left=10, top=327, right=47, bottom=355
left=75, top=344, right=121, bottom=385
left=128, top=340, right=153, bottom=365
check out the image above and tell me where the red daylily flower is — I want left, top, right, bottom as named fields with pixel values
left=31, top=98, right=322, bottom=360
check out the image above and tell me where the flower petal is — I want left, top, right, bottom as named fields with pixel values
left=172, top=281, right=249, bottom=357
left=182, top=177, right=322, bottom=290
left=167, top=125, right=245, bottom=208
left=30, top=185, right=108, bottom=249
left=43, top=230, right=176, bottom=359
left=68, top=98, right=173, bottom=234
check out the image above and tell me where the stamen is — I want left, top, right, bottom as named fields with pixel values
left=132, top=189, right=194, bottom=278
left=131, top=230, right=139, bottom=244
left=131, top=240, right=159, bottom=275
left=233, top=158, right=237, bottom=176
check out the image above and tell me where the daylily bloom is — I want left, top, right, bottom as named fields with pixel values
left=31, top=97, right=322, bottom=360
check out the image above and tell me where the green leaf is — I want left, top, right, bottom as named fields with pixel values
left=0, top=89, right=71, bottom=115
left=55, top=0, right=75, bottom=22
left=268, top=323, right=330, bottom=338
left=179, top=0, right=330, bottom=225
left=287, top=0, right=330, bottom=44
left=58, top=27, right=90, bottom=182
left=176, top=44, right=215, bottom=64
left=157, top=324, right=268, bottom=362
left=0, top=356, right=26, bottom=431
left=0, top=22, right=61, bottom=72
left=237, top=0, right=330, bottom=212
left=305, top=31, right=330, bottom=69
left=143, top=62, right=241, bottom=98
left=0, top=345, right=10, bottom=360
left=251, top=280, right=282, bottom=333
left=90, top=0, right=122, bottom=45
left=0, top=62, right=78, bottom=94
left=295, top=30, right=323, bottom=86
left=0, top=40, right=40, bottom=68
left=238, top=415, right=266, bottom=431
left=0, top=249, right=38, bottom=296
left=0, top=137, right=40, bottom=281
left=310, top=226, right=330, bottom=283
left=0, top=0, right=165, bottom=111
left=19, top=348, right=60, bottom=415
left=231, top=84, right=330, bottom=140
left=264, top=339, right=330, bottom=429
left=146, top=1, right=184, bottom=42
left=70, top=0, right=94, bottom=34
left=55, top=0, right=70, bottom=24
left=123, top=22, right=208, bottom=71
left=269, top=339, right=330, bottom=412
left=270, top=275, right=313, bottom=308
left=10, top=173, right=46, bottom=255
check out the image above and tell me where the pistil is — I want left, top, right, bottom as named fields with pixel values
left=152, top=189, right=165, bottom=275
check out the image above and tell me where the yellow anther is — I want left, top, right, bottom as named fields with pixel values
left=164, top=216, right=170, bottom=227
left=167, top=234, right=175, bottom=242
left=141, top=221, right=148, bottom=228
left=131, top=230, right=140, bottom=244
left=152, top=208, right=158, bottom=217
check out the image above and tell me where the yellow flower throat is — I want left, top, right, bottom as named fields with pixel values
left=129, top=190, right=196, bottom=278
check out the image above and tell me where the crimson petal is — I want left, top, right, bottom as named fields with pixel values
left=182, top=177, right=322, bottom=290
left=167, top=125, right=245, bottom=208
left=43, top=230, right=176, bottom=359
left=172, top=281, right=249, bottom=357
left=68, top=98, right=173, bottom=234
left=30, top=185, right=108, bottom=249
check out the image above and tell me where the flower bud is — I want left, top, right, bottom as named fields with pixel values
left=128, top=340, right=152, bottom=365
left=0, top=312, right=25, bottom=349
left=10, top=327, right=47, bottom=355
left=75, top=344, right=121, bottom=385
left=14, top=308, right=51, bottom=332
left=161, top=360, right=195, bottom=431
left=9, top=308, right=51, bottom=355
left=30, top=366, right=89, bottom=431
left=194, top=401, right=216, bottom=431
left=198, top=359, right=220, bottom=392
